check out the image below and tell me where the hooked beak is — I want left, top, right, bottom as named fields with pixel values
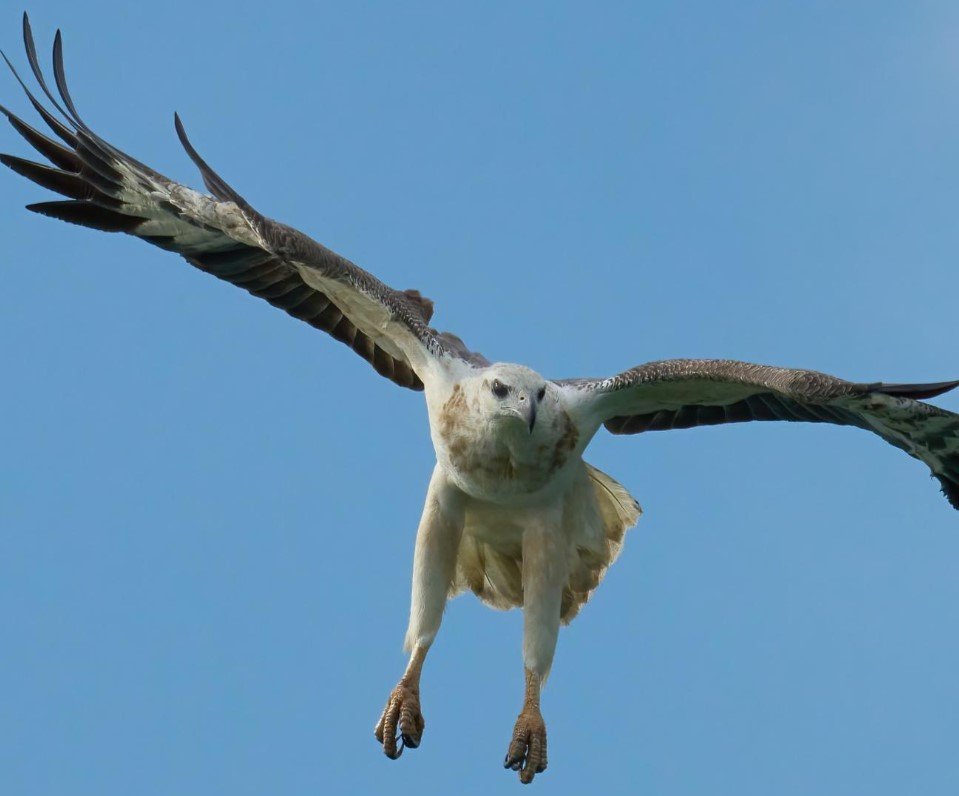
left=525, top=398, right=537, bottom=434
left=502, top=396, right=538, bottom=433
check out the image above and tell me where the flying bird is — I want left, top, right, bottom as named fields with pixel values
left=4, top=14, right=959, bottom=785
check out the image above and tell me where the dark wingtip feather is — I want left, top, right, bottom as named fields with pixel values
left=21, top=12, right=76, bottom=128
left=2, top=43, right=77, bottom=145
left=51, top=27, right=88, bottom=130
left=173, top=112, right=249, bottom=208
left=2, top=152, right=103, bottom=201
left=26, top=199, right=145, bottom=233
left=935, top=474, right=959, bottom=510
left=0, top=103, right=80, bottom=171
left=875, top=380, right=959, bottom=401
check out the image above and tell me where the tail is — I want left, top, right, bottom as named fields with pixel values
left=560, top=465, right=642, bottom=622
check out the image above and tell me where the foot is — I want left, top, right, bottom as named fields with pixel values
left=374, top=682, right=425, bottom=759
left=504, top=703, right=548, bottom=784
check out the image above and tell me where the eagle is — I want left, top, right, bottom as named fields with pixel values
left=3, top=14, right=957, bottom=785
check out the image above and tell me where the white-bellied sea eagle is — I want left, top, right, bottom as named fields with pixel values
left=3, top=13, right=958, bottom=785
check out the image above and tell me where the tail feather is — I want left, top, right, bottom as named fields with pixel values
left=560, top=465, right=641, bottom=623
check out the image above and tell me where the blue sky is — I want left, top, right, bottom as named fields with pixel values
left=2, top=2, right=958, bottom=794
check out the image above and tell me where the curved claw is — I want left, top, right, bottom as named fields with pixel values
left=504, top=706, right=548, bottom=784
left=374, top=682, right=425, bottom=760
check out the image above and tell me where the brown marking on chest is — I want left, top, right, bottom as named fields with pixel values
left=548, top=410, right=579, bottom=473
left=439, top=384, right=471, bottom=465
left=439, top=384, right=467, bottom=430
left=440, top=384, right=518, bottom=482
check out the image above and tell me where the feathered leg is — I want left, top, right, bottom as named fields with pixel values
left=505, top=510, right=568, bottom=784
left=374, top=466, right=465, bottom=759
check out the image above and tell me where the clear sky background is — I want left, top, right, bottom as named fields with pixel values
left=2, top=2, right=958, bottom=794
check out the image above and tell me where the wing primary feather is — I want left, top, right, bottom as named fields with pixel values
left=50, top=28, right=89, bottom=130
left=0, top=153, right=122, bottom=207
left=73, top=143, right=123, bottom=185
left=44, top=24, right=169, bottom=181
left=871, top=380, right=959, bottom=401
left=173, top=113, right=249, bottom=208
left=21, top=14, right=77, bottom=129
left=0, top=103, right=80, bottom=170
left=26, top=199, right=145, bottom=232
left=936, top=474, right=959, bottom=509
left=0, top=148, right=123, bottom=209
left=74, top=129, right=123, bottom=168
left=1, top=48, right=77, bottom=144
left=25, top=86, right=77, bottom=145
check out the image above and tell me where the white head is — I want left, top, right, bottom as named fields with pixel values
left=435, top=362, right=579, bottom=495
left=465, top=363, right=555, bottom=436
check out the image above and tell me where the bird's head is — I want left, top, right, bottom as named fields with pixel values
left=467, top=363, right=554, bottom=436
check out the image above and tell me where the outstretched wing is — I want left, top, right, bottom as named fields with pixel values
left=0, top=14, right=484, bottom=391
left=557, top=359, right=959, bottom=508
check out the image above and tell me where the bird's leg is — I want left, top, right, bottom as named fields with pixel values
left=374, top=645, right=427, bottom=759
left=505, top=667, right=548, bottom=784
left=505, top=516, right=567, bottom=784
left=374, top=466, right=464, bottom=759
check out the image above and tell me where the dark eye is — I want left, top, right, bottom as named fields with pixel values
left=537, top=386, right=547, bottom=401
left=491, top=379, right=509, bottom=398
